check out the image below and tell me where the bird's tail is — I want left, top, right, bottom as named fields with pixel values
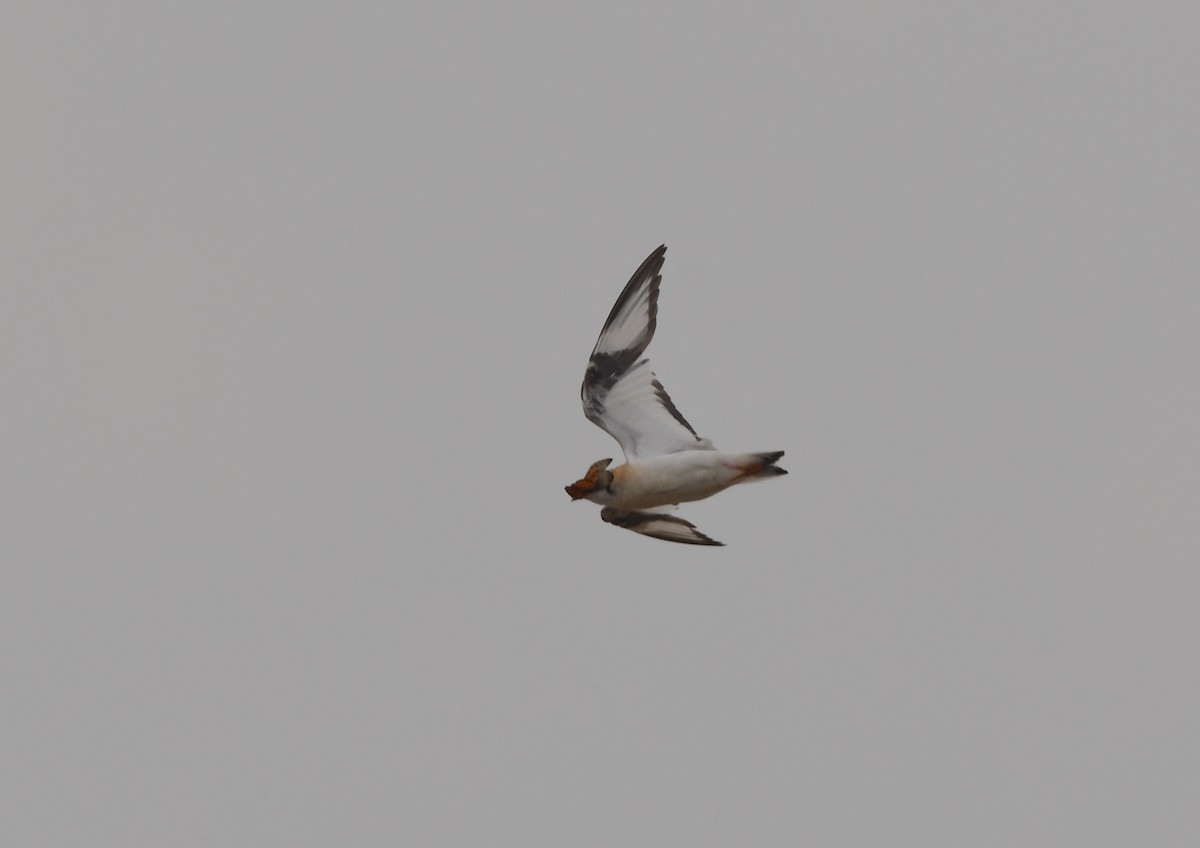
left=730, top=450, right=788, bottom=483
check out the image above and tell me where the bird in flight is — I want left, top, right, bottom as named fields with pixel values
left=565, top=245, right=787, bottom=546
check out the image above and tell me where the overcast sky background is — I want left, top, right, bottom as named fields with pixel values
left=4, top=2, right=1199, bottom=845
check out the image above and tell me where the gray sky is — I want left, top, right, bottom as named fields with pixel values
left=4, top=2, right=1199, bottom=845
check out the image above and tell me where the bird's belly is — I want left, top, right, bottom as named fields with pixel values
left=610, top=456, right=732, bottom=510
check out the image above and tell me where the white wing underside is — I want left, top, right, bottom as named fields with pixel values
left=582, top=245, right=715, bottom=461
left=589, top=359, right=714, bottom=459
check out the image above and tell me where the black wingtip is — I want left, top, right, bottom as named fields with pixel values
left=582, top=246, right=670, bottom=401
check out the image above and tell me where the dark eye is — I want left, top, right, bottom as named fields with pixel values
left=605, top=483, right=615, bottom=495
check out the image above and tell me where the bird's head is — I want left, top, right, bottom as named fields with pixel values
left=565, top=458, right=614, bottom=501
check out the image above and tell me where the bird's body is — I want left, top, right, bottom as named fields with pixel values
left=579, top=450, right=786, bottom=512
left=565, top=245, right=787, bottom=546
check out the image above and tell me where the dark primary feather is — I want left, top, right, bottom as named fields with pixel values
left=581, top=244, right=665, bottom=400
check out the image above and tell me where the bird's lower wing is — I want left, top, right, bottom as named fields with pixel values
left=600, top=507, right=724, bottom=546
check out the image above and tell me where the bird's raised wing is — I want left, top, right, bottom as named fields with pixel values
left=601, top=507, right=723, bottom=546
left=581, top=245, right=714, bottom=460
